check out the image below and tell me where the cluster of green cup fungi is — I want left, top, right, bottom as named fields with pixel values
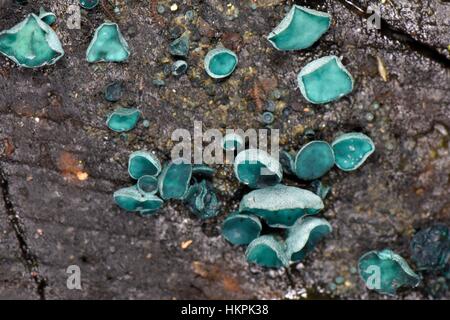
left=114, top=151, right=220, bottom=219
left=0, top=4, right=439, bottom=296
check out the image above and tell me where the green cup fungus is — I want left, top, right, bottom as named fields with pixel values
left=267, top=5, right=331, bottom=51
left=331, top=132, right=375, bottom=171
left=0, top=14, right=64, bottom=68
left=204, top=48, right=238, bottom=79
left=222, top=213, right=262, bottom=245
left=239, top=184, right=324, bottom=228
left=358, top=249, right=421, bottom=296
left=298, top=55, right=353, bottom=104
left=222, top=133, right=244, bottom=151
left=128, top=151, right=162, bottom=180
left=183, top=180, right=220, bottom=219
left=106, top=107, right=141, bottom=132
left=158, top=161, right=192, bottom=200
left=137, top=175, right=158, bottom=195
left=246, top=235, right=289, bottom=268
left=79, top=0, right=99, bottom=10
left=234, top=149, right=282, bottom=189
left=113, top=186, right=163, bottom=215
left=294, top=141, right=335, bottom=181
left=86, top=22, right=130, bottom=63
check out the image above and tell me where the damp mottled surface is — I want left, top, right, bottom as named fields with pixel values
left=0, top=0, right=449, bottom=300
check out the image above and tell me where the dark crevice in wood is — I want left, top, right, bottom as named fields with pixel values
left=0, top=164, right=47, bottom=300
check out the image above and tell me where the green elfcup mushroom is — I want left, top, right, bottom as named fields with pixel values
left=267, top=5, right=331, bottom=51
left=128, top=151, right=162, bottom=180
left=0, top=14, right=64, bottom=68
left=286, top=217, right=332, bottom=262
left=222, top=133, right=244, bottom=151
left=137, top=175, right=158, bottom=195
left=298, top=55, right=354, bottom=104
left=192, top=164, right=216, bottom=177
left=294, top=141, right=335, bottom=181
left=158, top=161, right=192, bottom=200
left=234, top=149, right=282, bottom=189
left=246, top=235, right=289, bottom=268
left=358, top=249, right=421, bottom=296
left=279, top=150, right=295, bottom=175
left=222, top=213, right=262, bottom=245
left=38, top=7, right=57, bottom=26
left=79, top=0, right=99, bottom=10
left=86, top=22, right=130, bottom=63
left=106, top=107, right=141, bottom=132
left=183, top=180, right=220, bottom=219
left=331, top=132, right=375, bottom=171
left=113, top=186, right=163, bottom=215
left=204, top=48, right=238, bottom=79
left=239, top=184, right=324, bottom=228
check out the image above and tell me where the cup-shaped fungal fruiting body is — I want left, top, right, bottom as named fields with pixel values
left=158, top=161, right=193, bottom=200
left=410, top=224, right=449, bottom=271
left=0, top=14, right=64, bottom=68
left=358, top=249, right=421, bottom=296
left=192, top=164, right=216, bottom=177
left=38, top=7, right=57, bottom=26
left=137, top=175, right=158, bottom=195
left=169, top=33, right=190, bottom=57
left=183, top=180, right=220, bottom=219
left=239, top=184, right=324, bottom=228
left=331, top=132, right=375, bottom=171
left=222, top=213, right=262, bottom=245
left=113, top=186, right=163, bottom=215
left=294, top=141, right=335, bottom=181
left=204, top=48, right=238, bottom=79
left=79, top=0, right=99, bottom=10
left=234, top=149, right=282, bottom=189
left=86, top=22, right=130, bottom=63
left=128, top=151, right=162, bottom=180
left=298, top=55, right=354, bottom=104
left=106, top=107, right=141, bottom=132
left=285, top=217, right=332, bottom=262
left=222, top=133, right=244, bottom=151
left=279, top=150, right=296, bottom=175
left=267, top=5, right=331, bottom=51
left=246, top=235, right=289, bottom=268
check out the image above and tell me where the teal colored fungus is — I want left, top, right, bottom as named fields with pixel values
left=128, top=151, right=162, bottom=180
left=331, top=132, right=375, bottom=171
left=86, top=22, right=130, bottom=63
left=137, top=175, right=158, bottom=195
left=0, top=14, right=64, bottom=68
left=104, top=81, right=124, bottom=102
left=267, top=5, right=331, bottom=51
left=279, top=150, right=295, bottom=175
left=158, top=161, right=192, bottom=200
left=239, top=184, right=324, bottom=228
left=234, top=149, right=282, bottom=189
left=183, top=180, right=220, bottom=219
left=172, top=60, right=188, bottom=76
left=410, top=224, right=449, bottom=271
left=204, top=48, right=238, bottom=79
left=358, top=249, right=421, bottom=296
left=285, top=217, right=332, bottom=262
left=298, top=55, right=354, bottom=104
left=169, top=33, right=190, bottom=57
left=79, top=0, right=99, bottom=10
left=192, top=164, right=215, bottom=177
left=38, top=7, right=57, bottom=26
left=113, top=186, right=163, bottom=215
left=246, top=235, right=289, bottom=268
left=222, top=213, right=262, bottom=245
left=222, top=133, right=244, bottom=151
left=294, top=141, right=335, bottom=181
left=311, top=180, right=331, bottom=200
left=106, top=107, right=140, bottom=132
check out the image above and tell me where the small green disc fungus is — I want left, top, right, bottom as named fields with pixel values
left=106, top=107, right=141, bottom=132
left=285, top=217, right=332, bottom=262
left=298, top=55, right=354, bottom=104
left=246, top=235, right=289, bottom=268
left=86, top=22, right=130, bottom=63
left=169, top=33, right=190, bottom=57
left=331, top=132, right=375, bottom=171
left=183, top=180, right=220, bottom=219
left=267, top=5, right=331, bottom=51
left=38, top=7, right=57, bottom=26
left=234, top=149, right=282, bottom=189
left=0, top=14, right=64, bottom=68
left=358, top=249, right=421, bottom=296
left=222, top=213, right=262, bottom=245
left=113, top=186, right=163, bottom=215
left=158, top=161, right=192, bottom=200
left=204, top=48, right=238, bottom=79
left=128, top=151, right=162, bottom=180
left=279, top=150, right=295, bottom=175
left=294, top=141, right=335, bottom=181
left=239, top=184, right=324, bottom=228
left=222, top=133, right=244, bottom=151
left=137, top=175, right=158, bottom=195
left=79, top=0, right=99, bottom=10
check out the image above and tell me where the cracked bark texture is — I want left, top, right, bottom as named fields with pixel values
left=0, top=0, right=449, bottom=299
